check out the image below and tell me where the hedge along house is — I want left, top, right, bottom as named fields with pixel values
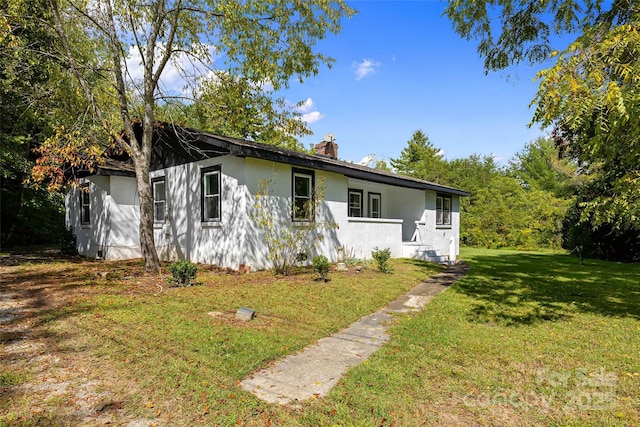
left=66, top=124, right=470, bottom=270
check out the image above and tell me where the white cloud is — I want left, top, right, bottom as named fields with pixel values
left=491, top=153, right=504, bottom=163
left=436, top=149, right=445, bottom=157
left=298, top=98, right=315, bottom=113
left=296, top=98, right=324, bottom=123
left=358, top=154, right=376, bottom=167
left=353, top=58, right=381, bottom=80
left=301, top=111, right=325, bottom=124
left=124, top=46, right=145, bottom=82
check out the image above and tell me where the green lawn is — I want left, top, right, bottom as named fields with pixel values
left=2, top=249, right=639, bottom=426
left=289, top=248, right=640, bottom=426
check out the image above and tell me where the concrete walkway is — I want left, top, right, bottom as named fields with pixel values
left=240, top=263, right=471, bottom=405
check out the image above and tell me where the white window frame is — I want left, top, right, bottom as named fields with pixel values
left=368, top=192, right=382, bottom=218
left=80, top=184, right=90, bottom=225
left=292, top=168, right=314, bottom=221
left=152, top=177, right=166, bottom=223
left=201, top=165, right=222, bottom=222
left=436, top=194, right=452, bottom=227
left=348, top=188, right=363, bottom=217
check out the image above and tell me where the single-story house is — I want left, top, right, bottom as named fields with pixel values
left=66, top=124, right=470, bottom=270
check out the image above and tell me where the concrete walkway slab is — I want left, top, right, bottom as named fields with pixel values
left=240, top=263, right=470, bottom=405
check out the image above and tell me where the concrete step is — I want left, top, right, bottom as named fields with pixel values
left=401, top=242, right=449, bottom=264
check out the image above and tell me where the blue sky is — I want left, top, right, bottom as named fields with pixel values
left=279, top=1, right=562, bottom=166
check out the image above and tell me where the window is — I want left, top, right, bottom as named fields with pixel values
left=80, top=184, right=90, bottom=225
left=152, top=177, right=166, bottom=222
left=436, top=194, right=452, bottom=226
left=348, top=189, right=363, bottom=217
left=201, top=165, right=221, bottom=222
left=368, top=192, right=382, bottom=218
left=292, top=168, right=314, bottom=221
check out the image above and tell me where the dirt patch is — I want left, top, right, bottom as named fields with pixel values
left=0, top=254, right=158, bottom=426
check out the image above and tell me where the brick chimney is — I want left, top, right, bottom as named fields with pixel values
left=315, top=134, right=338, bottom=159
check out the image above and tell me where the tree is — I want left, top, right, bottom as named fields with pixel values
left=0, top=0, right=76, bottom=247
left=563, top=181, right=640, bottom=263
left=533, top=19, right=640, bottom=231
left=166, top=72, right=311, bottom=151
left=373, top=158, right=392, bottom=172
left=410, top=150, right=568, bottom=249
left=445, top=1, right=640, bottom=234
left=390, top=130, right=447, bottom=182
left=508, top=137, right=579, bottom=196
left=26, top=0, right=354, bottom=271
left=441, top=154, right=499, bottom=194
left=444, top=0, right=628, bottom=72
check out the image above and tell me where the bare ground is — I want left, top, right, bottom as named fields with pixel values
left=0, top=252, right=159, bottom=426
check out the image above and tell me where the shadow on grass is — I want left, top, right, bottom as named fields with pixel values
left=454, top=250, right=640, bottom=326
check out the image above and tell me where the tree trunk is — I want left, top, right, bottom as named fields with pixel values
left=133, top=156, right=161, bottom=272
left=3, top=185, right=25, bottom=246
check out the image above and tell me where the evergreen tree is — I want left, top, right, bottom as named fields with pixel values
left=390, top=130, right=446, bottom=182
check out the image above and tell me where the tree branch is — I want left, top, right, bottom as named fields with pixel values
left=49, top=0, right=106, bottom=127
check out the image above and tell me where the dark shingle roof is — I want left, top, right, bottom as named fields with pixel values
left=94, top=124, right=471, bottom=197
left=194, top=130, right=471, bottom=197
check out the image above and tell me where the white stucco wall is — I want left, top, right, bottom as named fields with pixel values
left=67, top=175, right=141, bottom=260
left=422, top=191, right=461, bottom=256
left=241, top=159, right=345, bottom=268
left=386, top=185, right=426, bottom=242
left=150, top=155, right=249, bottom=269
left=67, top=155, right=463, bottom=268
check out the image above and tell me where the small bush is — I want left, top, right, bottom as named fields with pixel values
left=296, top=251, right=309, bottom=264
left=312, top=255, right=331, bottom=281
left=59, top=228, right=78, bottom=255
left=371, top=247, right=392, bottom=273
left=168, top=260, right=198, bottom=287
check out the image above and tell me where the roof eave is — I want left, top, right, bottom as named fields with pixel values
left=198, top=134, right=471, bottom=197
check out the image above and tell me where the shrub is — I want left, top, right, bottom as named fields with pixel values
left=253, top=177, right=337, bottom=275
left=371, top=247, right=392, bottom=273
left=168, top=260, right=198, bottom=287
left=312, top=255, right=331, bottom=281
left=59, top=228, right=78, bottom=255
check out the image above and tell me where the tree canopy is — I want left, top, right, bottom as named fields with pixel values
left=390, top=130, right=446, bottom=183
left=445, top=0, right=640, bottom=234
left=164, top=72, right=311, bottom=151
left=0, top=0, right=77, bottom=247
left=507, top=137, right=579, bottom=196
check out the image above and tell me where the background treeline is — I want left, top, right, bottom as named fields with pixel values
left=3, top=124, right=639, bottom=263
left=388, top=130, right=640, bottom=262
left=0, top=0, right=68, bottom=248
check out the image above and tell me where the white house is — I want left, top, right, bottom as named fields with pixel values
left=66, top=124, right=470, bottom=270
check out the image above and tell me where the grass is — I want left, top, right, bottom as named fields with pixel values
left=288, top=248, right=640, bottom=426
left=1, top=248, right=639, bottom=426
left=0, top=256, right=442, bottom=425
